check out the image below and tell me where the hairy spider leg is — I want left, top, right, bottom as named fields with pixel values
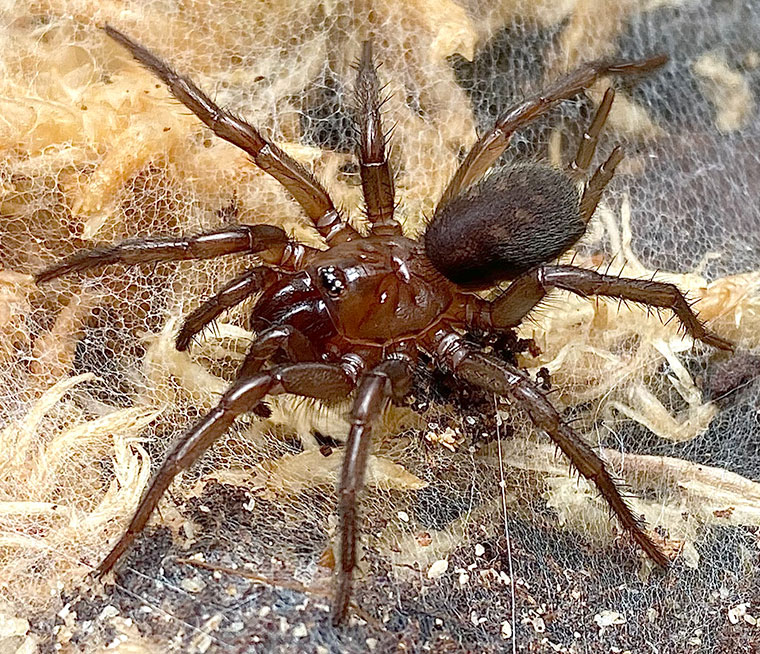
left=476, top=265, right=733, bottom=351
left=541, top=266, right=734, bottom=350
left=104, top=25, right=359, bottom=245
left=175, top=267, right=279, bottom=351
left=431, top=331, right=670, bottom=567
left=437, top=54, right=668, bottom=207
left=34, top=224, right=288, bottom=284
left=96, top=358, right=358, bottom=577
left=333, top=357, right=414, bottom=625
left=354, top=41, right=402, bottom=235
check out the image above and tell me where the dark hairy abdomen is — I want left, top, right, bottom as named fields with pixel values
left=425, top=165, right=583, bottom=287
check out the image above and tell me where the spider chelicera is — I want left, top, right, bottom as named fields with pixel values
left=36, top=26, right=733, bottom=624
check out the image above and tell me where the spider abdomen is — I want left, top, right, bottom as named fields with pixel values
left=424, top=164, right=583, bottom=287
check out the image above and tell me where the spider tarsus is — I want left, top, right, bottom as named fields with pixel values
left=175, top=331, right=193, bottom=352
left=703, top=331, right=735, bottom=352
left=34, top=268, right=58, bottom=285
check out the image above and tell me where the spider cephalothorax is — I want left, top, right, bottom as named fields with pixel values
left=36, top=27, right=732, bottom=625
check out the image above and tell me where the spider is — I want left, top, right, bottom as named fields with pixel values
left=36, top=26, right=733, bottom=625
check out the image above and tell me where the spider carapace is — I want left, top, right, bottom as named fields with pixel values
left=36, top=27, right=733, bottom=625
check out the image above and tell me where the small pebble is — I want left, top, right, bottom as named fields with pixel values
left=427, top=559, right=449, bottom=579
left=179, top=577, right=205, bottom=593
left=292, top=623, right=308, bottom=639
left=594, top=610, right=626, bottom=628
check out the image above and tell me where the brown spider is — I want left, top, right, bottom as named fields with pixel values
left=36, top=26, right=733, bottom=625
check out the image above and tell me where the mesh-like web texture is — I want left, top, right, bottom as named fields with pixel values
left=1, top=1, right=759, bottom=652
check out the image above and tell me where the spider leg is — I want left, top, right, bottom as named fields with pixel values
left=105, top=26, right=359, bottom=244
left=431, top=331, right=669, bottom=567
left=541, top=265, right=734, bottom=350
left=96, top=358, right=357, bottom=577
left=333, top=356, right=414, bottom=625
left=569, top=87, right=615, bottom=178
left=466, top=272, right=547, bottom=330
left=35, top=224, right=288, bottom=284
left=355, top=41, right=401, bottom=236
left=568, top=87, right=624, bottom=223
left=237, top=324, right=318, bottom=378
left=579, top=146, right=624, bottom=224
left=175, top=267, right=278, bottom=351
left=475, top=265, right=733, bottom=351
left=437, top=54, right=667, bottom=207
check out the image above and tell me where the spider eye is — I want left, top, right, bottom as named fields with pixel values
left=318, top=266, right=346, bottom=298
